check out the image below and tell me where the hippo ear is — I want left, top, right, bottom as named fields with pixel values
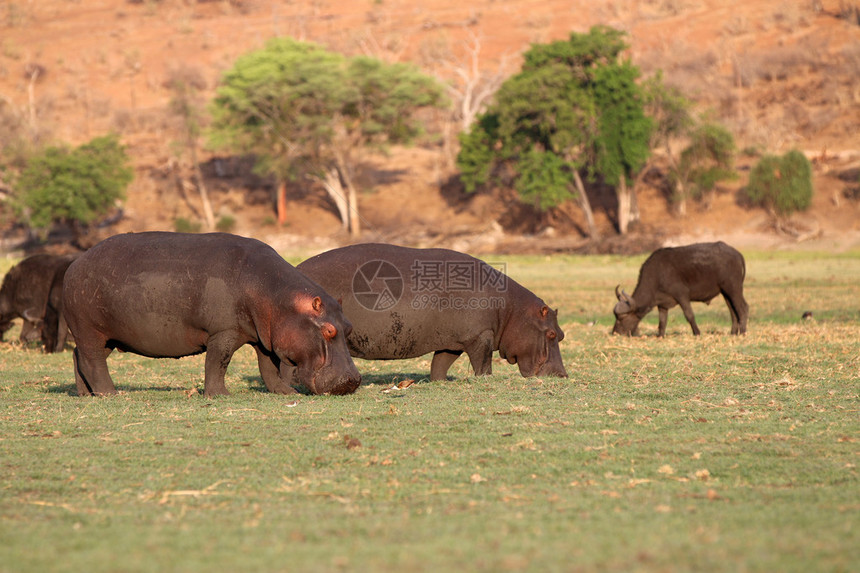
left=540, top=305, right=549, bottom=318
left=293, top=293, right=324, bottom=316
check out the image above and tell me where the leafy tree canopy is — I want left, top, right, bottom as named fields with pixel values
left=457, top=26, right=651, bottom=213
left=678, top=122, right=737, bottom=199
left=209, top=37, right=447, bottom=182
left=14, top=134, right=132, bottom=234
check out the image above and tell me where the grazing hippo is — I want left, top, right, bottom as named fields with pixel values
left=297, top=243, right=568, bottom=380
left=62, top=232, right=361, bottom=397
left=0, top=253, right=76, bottom=353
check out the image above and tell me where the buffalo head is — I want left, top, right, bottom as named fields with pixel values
left=612, top=285, right=641, bottom=336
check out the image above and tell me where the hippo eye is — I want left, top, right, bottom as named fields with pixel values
left=546, top=330, right=557, bottom=341
left=321, top=323, right=337, bottom=341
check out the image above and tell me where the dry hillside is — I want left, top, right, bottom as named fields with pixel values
left=1, top=0, right=859, bottom=254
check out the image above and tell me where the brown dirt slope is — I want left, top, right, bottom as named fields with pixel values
left=1, top=0, right=859, bottom=254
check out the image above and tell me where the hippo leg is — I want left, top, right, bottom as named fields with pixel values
left=202, top=333, right=242, bottom=397
left=465, top=330, right=494, bottom=376
left=430, top=350, right=462, bottom=381
left=254, top=346, right=297, bottom=394
left=73, top=346, right=118, bottom=396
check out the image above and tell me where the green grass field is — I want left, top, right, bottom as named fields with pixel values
left=1, top=250, right=857, bottom=572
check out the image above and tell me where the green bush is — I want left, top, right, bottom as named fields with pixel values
left=745, top=149, right=813, bottom=216
left=215, top=214, right=236, bottom=233
left=173, top=217, right=201, bottom=233
left=14, top=134, right=132, bottom=237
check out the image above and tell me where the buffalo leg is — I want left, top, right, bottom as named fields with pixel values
left=254, top=346, right=297, bottom=394
left=202, top=333, right=242, bottom=397
left=723, top=295, right=740, bottom=334
left=73, top=346, right=118, bottom=396
left=42, top=306, right=60, bottom=353
left=55, top=309, right=69, bottom=352
left=677, top=300, right=701, bottom=335
left=722, top=289, right=749, bottom=335
left=657, top=307, right=669, bottom=337
left=430, top=350, right=462, bottom=381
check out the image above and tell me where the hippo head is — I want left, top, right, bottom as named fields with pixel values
left=272, top=293, right=362, bottom=395
left=499, top=303, right=568, bottom=378
left=612, top=285, right=641, bottom=336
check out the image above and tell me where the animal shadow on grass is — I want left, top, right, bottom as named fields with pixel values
left=46, top=383, right=199, bottom=396
left=243, top=372, right=430, bottom=395
left=46, top=383, right=78, bottom=395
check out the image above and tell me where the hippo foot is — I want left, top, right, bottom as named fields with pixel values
left=270, top=384, right=298, bottom=395
left=202, top=387, right=231, bottom=398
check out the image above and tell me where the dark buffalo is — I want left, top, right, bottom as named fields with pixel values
left=297, top=243, right=568, bottom=381
left=0, top=253, right=76, bottom=352
left=613, top=241, right=748, bottom=337
left=62, top=232, right=361, bottom=397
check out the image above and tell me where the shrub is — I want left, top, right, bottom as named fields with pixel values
left=745, top=149, right=813, bottom=217
left=174, top=217, right=201, bottom=233
left=14, top=134, right=132, bottom=238
left=215, top=214, right=236, bottom=233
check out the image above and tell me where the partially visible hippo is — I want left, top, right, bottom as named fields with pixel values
left=62, top=232, right=361, bottom=397
left=297, top=243, right=568, bottom=380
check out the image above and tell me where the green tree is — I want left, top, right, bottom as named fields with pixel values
left=457, top=26, right=651, bottom=236
left=673, top=122, right=736, bottom=213
left=639, top=73, right=736, bottom=216
left=14, top=134, right=132, bottom=240
left=637, top=72, right=692, bottom=214
left=591, top=60, right=652, bottom=233
left=745, top=149, right=813, bottom=224
left=209, top=38, right=447, bottom=237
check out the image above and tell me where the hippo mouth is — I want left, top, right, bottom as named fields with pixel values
left=323, top=375, right=362, bottom=395
left=298, top=368, right=361, bottom=396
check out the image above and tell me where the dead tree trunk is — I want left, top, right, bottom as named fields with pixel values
left=572, top=170, right=599, bottom=239
left=616, top=177, right=631, bottom=235
left=188, top=138, right=215, bottom=231
left=276, top=181, right=288, bottom=226
left=316, top=168, right=349, bottom=231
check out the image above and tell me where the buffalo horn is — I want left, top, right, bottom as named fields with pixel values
left=22, top=308, right=43, bottom=324
left=615, top=285, right=633, bottom=304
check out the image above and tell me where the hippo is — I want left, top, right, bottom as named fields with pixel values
left=62, top=232, right=361, bottom=397
left=297, top=243, right=568, bottom=380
